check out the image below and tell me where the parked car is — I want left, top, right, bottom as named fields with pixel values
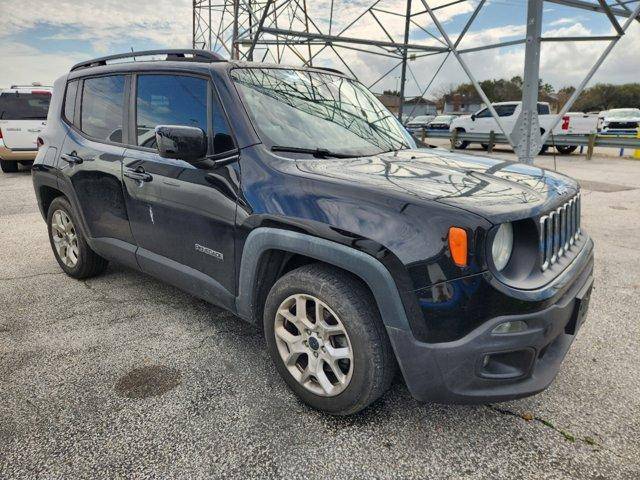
left=32, top=50, right=594, bottom=415
left=405, top=115, right=435, bottom=133
left=449, top=102, right=597, bottom=154
left=426, top=114, right=455, bottom=130
left=597, top=108, right=640, bottom=135
left=0, top=84, right=52, bottom=172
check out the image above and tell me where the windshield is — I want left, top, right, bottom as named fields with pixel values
left=607, top=109, right=640, bottom=118
left=0, top=92, right=51, bottom=120
left=409, top=116, right=431, bottom=123
left=231, top=68, right=415, bottom=156
left=432, top=115, right=453, bottom=122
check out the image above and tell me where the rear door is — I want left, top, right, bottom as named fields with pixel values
left=121, top=73, right=240, bottom=303
left=0, top=90, right=50, bottom=149
left=57, top=74, right=137, bottom=265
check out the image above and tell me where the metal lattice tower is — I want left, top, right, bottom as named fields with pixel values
left=193, top=0, right=640, bottom=164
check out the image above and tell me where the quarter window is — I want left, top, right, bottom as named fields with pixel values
left=136, top=75, right=208, bottom=149
left=80, top=76, right=126, bottom=142
left=537, top=103, right=550, bottom=115
left=63, top=80, right=78, bottom=124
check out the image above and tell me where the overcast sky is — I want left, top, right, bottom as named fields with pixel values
left=1, top=0, right=638, bottom=98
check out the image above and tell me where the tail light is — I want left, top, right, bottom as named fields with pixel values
left=37, top=137, right=44, bottom=149
left=0, top=128, right=3, bottom=139
left=561, top=116, right=570, bottom=130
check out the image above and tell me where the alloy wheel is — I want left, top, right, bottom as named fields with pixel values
left=274, top=294, right=353, bottom=397
left=51, top=209, right=80, bottom=268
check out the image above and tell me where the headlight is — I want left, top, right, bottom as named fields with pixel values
left=492, top=223, right=513, bottom=271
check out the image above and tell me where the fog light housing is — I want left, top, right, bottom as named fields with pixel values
left=492, top=320, right=527, bottom=334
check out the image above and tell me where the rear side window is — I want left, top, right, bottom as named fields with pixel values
left=63, top=80, right=79, bottom=124
left=537, top=103, right=550, bottom=115
left=81, top=76, right=125, bottom=142
left=136, top=74, right=207, bottom=149
left=0, top=91, right=51, bottom=120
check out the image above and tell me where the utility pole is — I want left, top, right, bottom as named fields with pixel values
left=232, top=0, right=239, bottom=59
left=397, top=0, right=412, bottom=121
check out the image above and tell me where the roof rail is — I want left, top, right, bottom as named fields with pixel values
left=70, top=49, right=226, bottom=72
left=311, top=66, right=347, bottom=76
left=9, top=83, right=50, bottom=89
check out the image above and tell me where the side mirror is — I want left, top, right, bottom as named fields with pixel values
left=155, top=125, right=207, bottom=163
left=471, top=114, right=476, bottom=121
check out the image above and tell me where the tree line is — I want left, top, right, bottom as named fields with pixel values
left=431, top=77, right=640, bottom=112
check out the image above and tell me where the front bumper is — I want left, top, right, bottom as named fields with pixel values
left=0, top=145, right=38, bottom=161
left=389, top=238, right=594, bottom=404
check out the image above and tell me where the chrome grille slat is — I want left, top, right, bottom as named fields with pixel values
left=539, top=193, right=581, bottom=271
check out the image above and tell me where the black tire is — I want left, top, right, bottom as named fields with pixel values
left=47, top=196, right=108, bottom=279
left=556, top=145, right=578, bottom=155
left=19, top=160, right=34, bottom=168
left=480, top=143, right=489, bottom=151
left=263, top=263, right=396, bottom=415
left=0, top=160, right=18, bottom=173
left=453, top=129, right=469, bottom=149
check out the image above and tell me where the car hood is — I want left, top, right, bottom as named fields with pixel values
left=294, top=147, right=579, bottom=223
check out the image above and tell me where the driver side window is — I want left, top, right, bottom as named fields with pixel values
left=475, top=108, right=491, bottom=118
left=136, top=74, right=208, bottom=150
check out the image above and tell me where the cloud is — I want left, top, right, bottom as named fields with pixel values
left=0, top=42, right=87, bottom=87
left=1, top=0, right=638, bottom=99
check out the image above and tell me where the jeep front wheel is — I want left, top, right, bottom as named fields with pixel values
left=263, top=263, right=396, bottom=415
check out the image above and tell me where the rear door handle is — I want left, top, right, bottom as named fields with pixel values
left=60, top=152, right=83, bottom=165
left=124, top=166, right=153, bottom=182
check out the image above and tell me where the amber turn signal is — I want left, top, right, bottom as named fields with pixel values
left=448, top=227, right=468, bottom=267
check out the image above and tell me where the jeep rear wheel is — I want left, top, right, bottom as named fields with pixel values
left=47, top=197, right=108, bottom=279
left=0, top=160, right=18, bottom=173
left=263, top=263, right=396, bottom=415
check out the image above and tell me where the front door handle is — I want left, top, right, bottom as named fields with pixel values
left=60, top=152, right=83, bottom=165
left=124, top=166, right=153, bottom=182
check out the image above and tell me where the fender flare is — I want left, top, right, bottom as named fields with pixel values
left=235, top=227, right=412, bottom=331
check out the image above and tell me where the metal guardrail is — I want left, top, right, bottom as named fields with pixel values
left=413, top=128, right=640, bottom=159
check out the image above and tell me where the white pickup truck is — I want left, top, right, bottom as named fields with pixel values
left=0, top=84, right=52, bottom=172
left=449, top=101, right=598, bottom=154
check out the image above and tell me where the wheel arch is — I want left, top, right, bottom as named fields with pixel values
left=236, top=228, right=412, bottom=334
left=39, top=185, right=66, bottom=218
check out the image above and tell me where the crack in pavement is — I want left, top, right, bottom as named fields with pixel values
left=0, top=271, right=63, bottom=281
left=486, top=404, right=632, bottom=461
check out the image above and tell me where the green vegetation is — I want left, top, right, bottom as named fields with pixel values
left=434, top=77, right=640, bottom=112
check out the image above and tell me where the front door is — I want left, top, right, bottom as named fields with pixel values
left=121, top=73, right=240, bottom=306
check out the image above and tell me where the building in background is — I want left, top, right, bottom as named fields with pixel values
left=443, top=93, right=483, bottom=114
left=402, top=97, right=437, bottom=117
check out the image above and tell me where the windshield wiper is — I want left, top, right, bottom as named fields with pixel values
left=271, top=145, right=359, bottom=159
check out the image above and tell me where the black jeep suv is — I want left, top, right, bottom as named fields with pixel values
left=32, top=50, right=594, bottom=415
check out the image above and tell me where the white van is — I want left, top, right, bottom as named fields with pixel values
left=0, top=84, right=52, bottom=172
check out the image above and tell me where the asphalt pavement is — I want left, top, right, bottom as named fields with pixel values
left=1, top=151, right=639, bottom=479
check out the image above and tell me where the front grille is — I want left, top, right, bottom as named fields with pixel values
left=539, top=194, right=581, bottom=271
left=608, top=121, right=638, bottom=129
